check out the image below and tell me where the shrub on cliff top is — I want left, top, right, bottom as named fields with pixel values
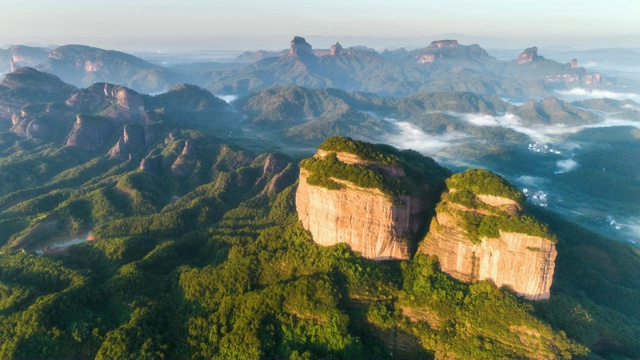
left=318, top=137, right=402, bottom=166
left=300, top=152, right=410, bottom=196
left=446, top=169, right=524, bottom=205
left=309, top=137, right=449, bottom=197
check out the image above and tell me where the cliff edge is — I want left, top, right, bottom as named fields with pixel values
left=296, top=137, right=449, bottom=260
left=419, top=169, right=557, bottom=300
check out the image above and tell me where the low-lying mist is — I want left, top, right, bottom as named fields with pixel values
left=382, top=117, right=470, bottom=154
left=556, top=88, right=640, bottom=103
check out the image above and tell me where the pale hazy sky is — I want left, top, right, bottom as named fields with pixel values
left=1, top=0, right=638, bottom=51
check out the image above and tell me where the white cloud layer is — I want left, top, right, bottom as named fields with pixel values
left=515, top=175, right=547, bottom=187
left=217, top=95, right=238, bottom=103
left=555, top=88, right=640, bottom=103
left=383, top=120, right=469, bottom=154
left=556, top=159, right=579, bottom=172
left=456, top=113, right=578, bottom=142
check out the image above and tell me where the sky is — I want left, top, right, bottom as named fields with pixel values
left=1, top=0, right=639, bottom=51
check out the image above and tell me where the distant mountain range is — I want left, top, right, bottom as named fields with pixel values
left=2, top=37, right=639, bottom=98
left=2, top=67, right=632, bottom=153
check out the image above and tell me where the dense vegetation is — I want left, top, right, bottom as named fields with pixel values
left=301, top=137, right=449, bottom=198
left=446, top=169, right=525, bottom=205
left=0, top=63, right=639, bottom=358
left=441, top=173, right=556, bottom=243
left=0, top=124, right=639, bottom=358
left=318, top=136, right=404, bottom=166
left=0, top=182, right=590, bottom=359
left=447, top=206, right=557, bottom=243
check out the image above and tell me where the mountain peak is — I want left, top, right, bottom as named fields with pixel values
left=428, top=39, right=460, bottom=48
left=517, top=46, right=540, bottom=64
left=330, top=42, right=344, bottom=56
left=289, top=36, right=312, bottom=56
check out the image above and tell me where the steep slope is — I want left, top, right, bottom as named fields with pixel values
left=419, top=169, right=557, bottom=300
left=66, top=82, right=147, bottom=123
left=0, top=67, right=77, bottom=122
left=296, top=137, right=449, bottom=260
left=0, top=45, right=50, bottom=73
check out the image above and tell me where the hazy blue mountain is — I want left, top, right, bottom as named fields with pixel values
left=37, top=45, right=178, bottom=94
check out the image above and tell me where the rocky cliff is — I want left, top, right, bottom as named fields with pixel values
left=412, top=40, right=490, bottom=64
left=517, top=47, right=540, bottom=64
left=0, top=67, right=77, bottom=122
left=295, top=137, right=449, bottom=260
left=330, top=42, right=344, bottom=56
left=66, top=83, right=145, bottom=123
left=419, top=169, right=557, bottom=300
left=66, top=114, right=115, bottom=151
left=289, top=36, right=313, bottom=56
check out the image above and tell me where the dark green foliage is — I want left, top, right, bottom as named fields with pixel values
left=0, top=106, right=634, bottom=360
left=319, top=136, right=403, bottom=166
left=301, top=152, right=410, bottom=196
left=446, top=168, right=525, bottom=205
left=528, top=206, right=640, bottom=358
left=301, top=137, right=449, bottom=198
left=443, top=198, right=556, bottom=243
left=400, top=254, right=587, bottom=359
left=305, top=173, right=344, bottom=190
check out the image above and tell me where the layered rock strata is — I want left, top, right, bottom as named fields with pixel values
left=421, top=211, right=556, bottom=300
left=295, top=138, right=448, bottom=260
left=289, top=36, right=312, bottom=57
left=419, top=170, right=556, bottom=300
left=296, top=168, right=424, bottom=260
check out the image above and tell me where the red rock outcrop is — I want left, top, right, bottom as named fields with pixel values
left=108, top=124, right=146, bottom=160
left=263, top=164, right=297, bottom=196
left=429, top=40, right=459, bottom=48
left=66, top=114, right=115, bottom=151
left=583, top=73, right=601, bottom=85
left=330, top=42, right=344, bottom=56
left=517, top=47, right=540, bottom=64
left=419, top=189, right=556, bottom=301
left=296, top=168, right=426, bottom=260
left=171, top=140, right=197, bottom=176
left=65, top=83, right=145, bottom=123
left=289, top=36, right=313, bottom=56
left=140, top=155, right=163, bottom=173
left=295, top=144, right=442, bottom=260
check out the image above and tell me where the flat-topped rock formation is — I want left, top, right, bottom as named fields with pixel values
left=295, top=137, right=449, bottom=260
left=419, top=169, right=557, bottom=300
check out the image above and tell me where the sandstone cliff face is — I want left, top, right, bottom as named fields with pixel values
left=66, top=114, right=115, bottom=151
left=108, top=124, right=146, bottom=160
left=297, top=169, right=426, bottom=260
left=429, top=40, right=459, bottom=48
left=420, top=198, right=556, bottom=301
left=171, top=140, right=197, bottom=176
left=583, top=73, right=601, bottom=85
left=517, top=47, right=540, bottom=64
left=290, top=36, right=313, bottom=56
left=10, top=103, right=75, bottom=141
left=330, top=42, right=344, bottom=56
left=65, top=83, right=145, bottom=123
left=295, top=138, right=449, bottom=260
